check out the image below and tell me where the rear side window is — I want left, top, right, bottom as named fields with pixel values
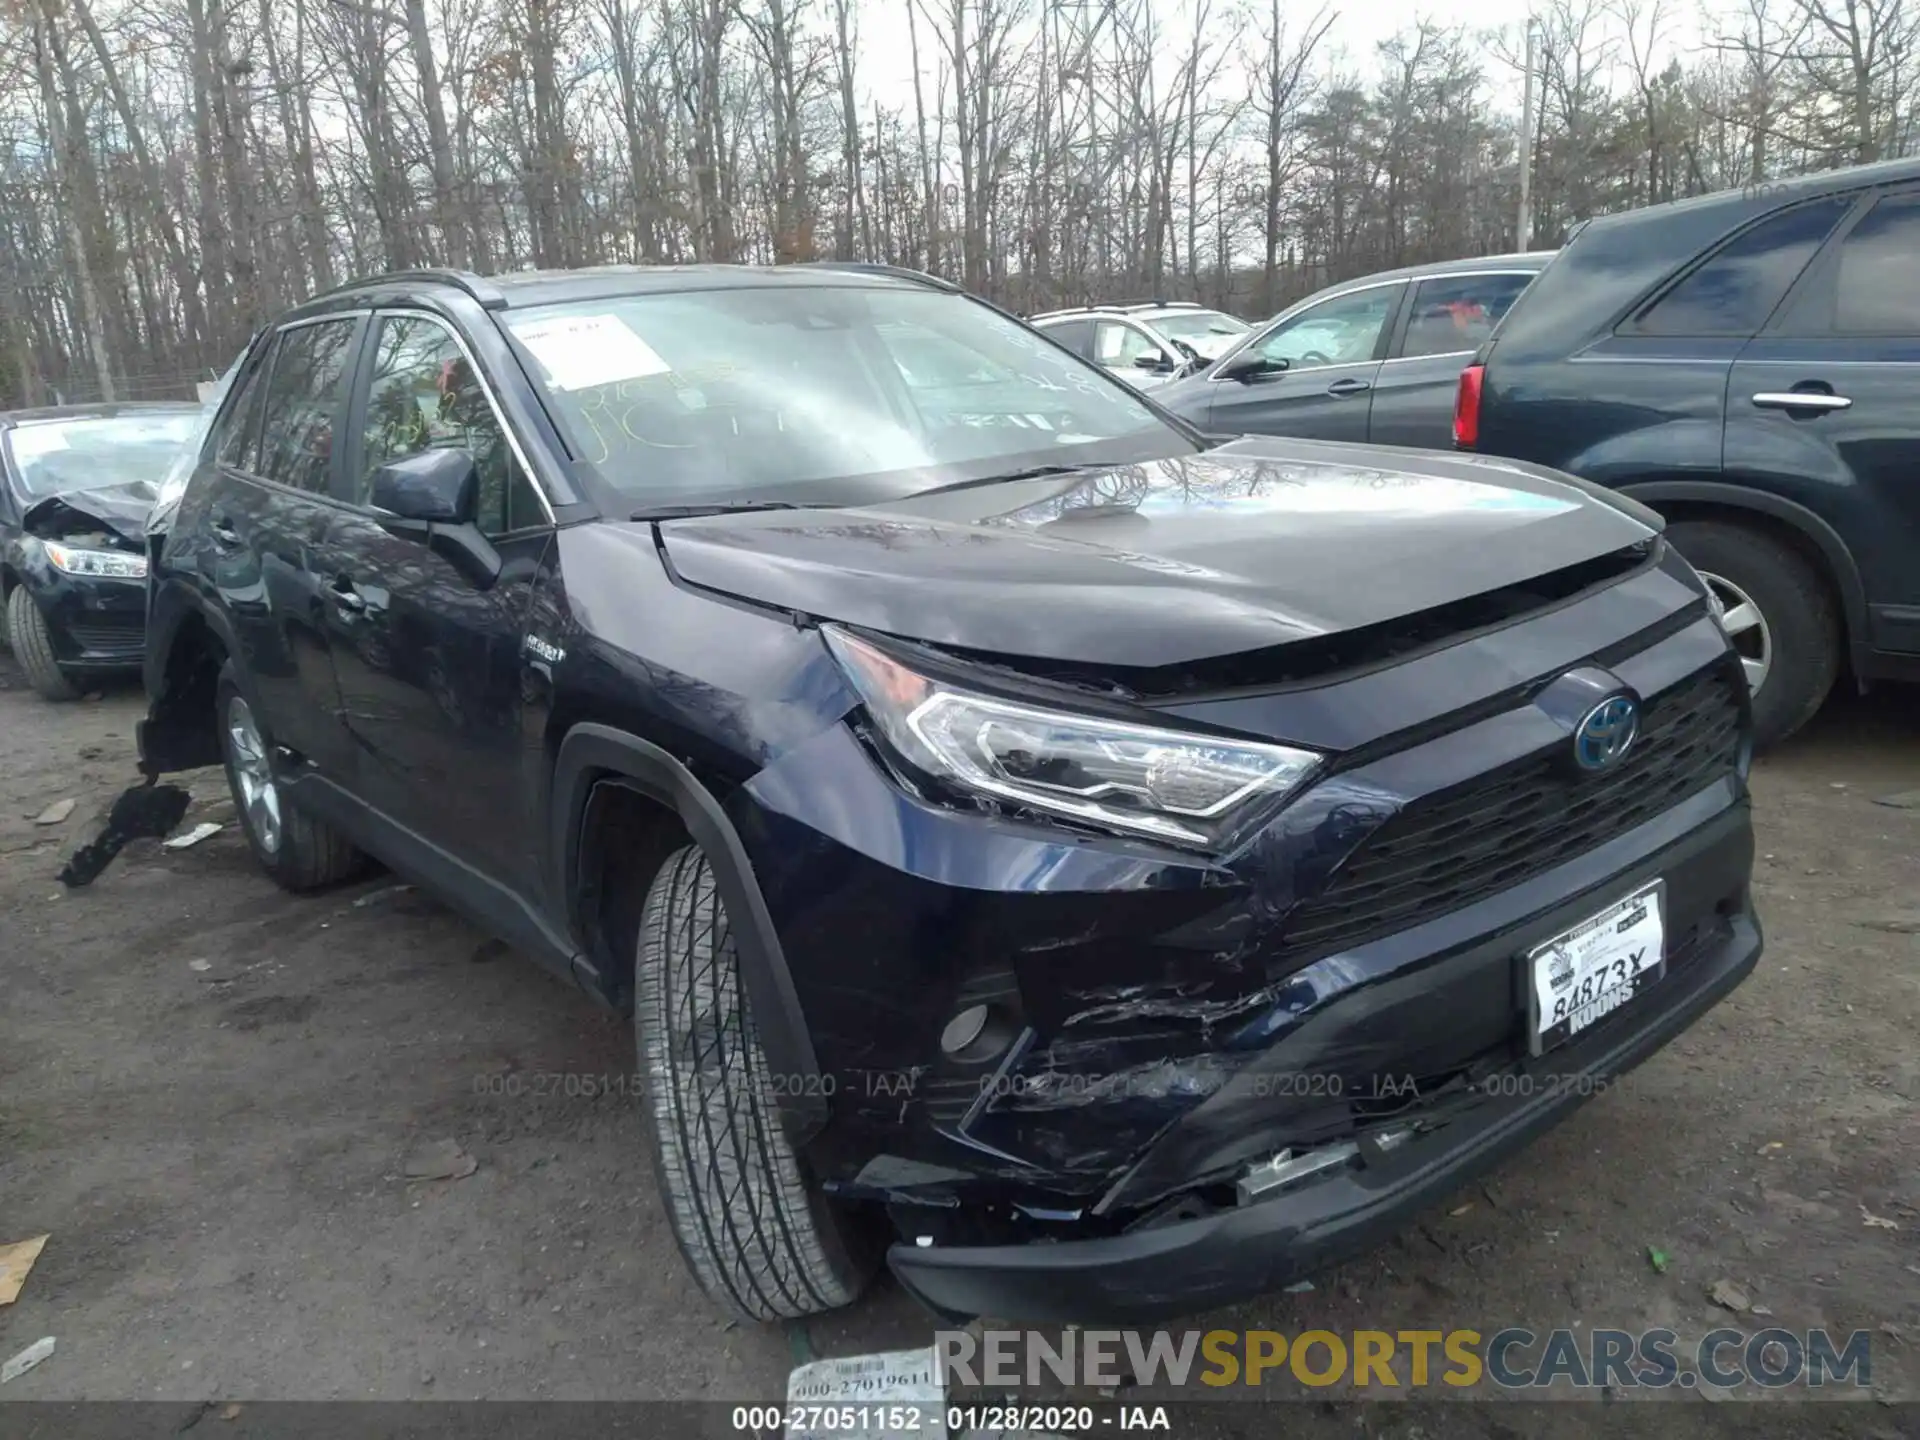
left=1040, top=318, right=1093, bottom=355
left=215, top=355, right=272, bottom=472
left=1400, top=273, right=1536, bottom=358
left=255, top=319, right=360, bottom=493
left=1832, top=193, right=1920, bottom=334
left=1632, top=197, right=1853, bottom=337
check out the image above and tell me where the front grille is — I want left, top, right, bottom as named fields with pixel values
left=66, top=620, right=145, bottom=655
left=1278, top=665, right=1745, bottom=959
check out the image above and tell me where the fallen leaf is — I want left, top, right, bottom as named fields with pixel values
left=189, top=960, right=212, bottom=973
left=0, top=1236, right=49, bottom=1305
left=32, top=800, right=75, bottom=826
left=1448, top=1202, right=1474, bottom=1217
left=1861, top=1206, right=1901, bottom=1231
left=220, top=1402, right=243, bottom=1421
left=1647, top=1246, right=1671, bottom=1274
left=1707, top=1278, right=1751, bottom=1312
left=402, top=1138, right=477, bottom=1182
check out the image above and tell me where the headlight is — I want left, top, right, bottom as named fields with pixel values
left=44, top=542, right=147, bottom=580
left=824, top=626, right=1321, bottom=849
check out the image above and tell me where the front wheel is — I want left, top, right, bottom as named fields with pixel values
left=217, top=665, right=365, bottom=891
left=1665, top=518, right=1840, bottom=749
left=7, top=587, right=79, bottom=701
left=633, top=843, right=877, bottom=1321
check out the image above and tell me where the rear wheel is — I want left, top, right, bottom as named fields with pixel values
left=633, top=842, right=877, bottom=1321
left=1665, top=518, right=1840, bottom=749
left=217, top=664, right=365, bottom=890
left=7, top=587, right=79, bottom=701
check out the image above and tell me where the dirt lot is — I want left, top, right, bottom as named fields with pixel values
left=0, top=655, right=1915, bottom=1427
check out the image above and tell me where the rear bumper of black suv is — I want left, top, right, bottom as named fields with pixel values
left=886, top=805, right=1761, bottom=1325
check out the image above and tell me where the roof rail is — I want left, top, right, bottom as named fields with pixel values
left=795, top=261, right=959, bottom=292
left=313, top=268, right=511, bottom=310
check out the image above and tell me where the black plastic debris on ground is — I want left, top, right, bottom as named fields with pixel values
left=58, top=782, right=191, bottom=888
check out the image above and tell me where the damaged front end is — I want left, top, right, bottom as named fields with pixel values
left=720, top=529, right=1755, bottom=1310
left=5, top=485, right=158, bottom=673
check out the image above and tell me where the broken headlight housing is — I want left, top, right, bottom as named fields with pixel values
left=44, top=542, right=147, bottom=580
left=825, top=626, right=1321, bottom=850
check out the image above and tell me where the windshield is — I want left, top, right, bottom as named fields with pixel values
left=5, top=413, right=201, bottom=500
left=156, top=353, right=250, bottom=508
left=1150, top=311, right=1249, bottom=351
left=504, top=286, right=1190, bottom=506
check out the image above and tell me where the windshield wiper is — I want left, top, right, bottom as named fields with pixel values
left=914, top=464, right=1093, bottom=498
left=630, top=500, right=822, bottom=521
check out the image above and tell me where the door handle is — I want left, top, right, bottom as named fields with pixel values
left=209, top=516, right=242, bottom=548
left=1325, top=378, right=1372, bottom=397
left=329, top=576, right=367, bottom=613
left=1752, top=391, right=1851, bottom=412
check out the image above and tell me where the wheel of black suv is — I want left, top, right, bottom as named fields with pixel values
left=1666, top=518, right=1840, bottom=749
left=217, top=664, right=365, bottom=891
left=7, top=587, right=80, bottom=701
left=634, top=843, right=877, bottom=1321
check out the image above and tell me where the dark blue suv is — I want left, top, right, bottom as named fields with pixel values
left=1456, top=155, right=1920, bottom=747
left=138, top=263, right=1761, bottom=1325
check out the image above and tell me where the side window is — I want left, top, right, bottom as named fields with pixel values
left=1831, top=193, right=1920, bottom=334
left=1632, top=197, right=1853, bottom=337
left=357, top=314, right=545, bottom=537
left=1041, top=318, right=1093, bottom=356
left=214, top=353, right=272, bottom=471
left=255, top=319, right=359, bottom=493
left=1255, top=286, right=1400, bottom=370
left=1095, top=321, right=1164, bottom=368
left=1400, top=274, right=1535, bottom=359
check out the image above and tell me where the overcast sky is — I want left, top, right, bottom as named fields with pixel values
left=843, top=0, right=1716, bottom=128
left=848, top=1, right=1536, bottom=119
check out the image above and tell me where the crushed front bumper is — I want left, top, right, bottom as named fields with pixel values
left=887, top=804, right=1762, bottom=1325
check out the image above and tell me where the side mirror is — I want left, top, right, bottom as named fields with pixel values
left=369, top=447, right=478, bottom=526
left=1217, top=351, right=1285, bottom=383
left=1132, top=352, right=1174, bottom=372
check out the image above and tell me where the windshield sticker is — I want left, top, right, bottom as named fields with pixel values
left=510, top=313, right=671, bottom=391
left=9, top=426, right=70, bottom=458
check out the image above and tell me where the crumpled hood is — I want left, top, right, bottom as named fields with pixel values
left=655, top=438, right=1658, bottom=669
left=22, top=481, right=159, bottom=546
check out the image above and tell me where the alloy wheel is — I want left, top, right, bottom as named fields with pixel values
left=1699, top=569, right=1773, bottom=695
left=227, top=696, right=283, bottom=855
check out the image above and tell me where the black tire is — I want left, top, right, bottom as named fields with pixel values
left=216, top=664, right=365, bottom=891
left=1666, top=518, right=1840, bottom=749
left=634, top=843, right=877, bottom=1321
left=7, top=587, right=80, bottom=701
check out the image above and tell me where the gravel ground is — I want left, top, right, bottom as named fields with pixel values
left=0, top=656, right=1914, bottom=1431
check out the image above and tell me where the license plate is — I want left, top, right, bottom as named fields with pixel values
left=1526, top=882, right=1666, bottom=1055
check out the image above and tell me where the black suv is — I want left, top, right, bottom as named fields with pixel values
left=1455, top=156, right=1920, bottom=746
left=140, top=264, right=1761, bottom=1325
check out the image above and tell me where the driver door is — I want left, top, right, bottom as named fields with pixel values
left=317, top=309, right=554, bottom=886
left=1203, top=282, right=1405, bottom=441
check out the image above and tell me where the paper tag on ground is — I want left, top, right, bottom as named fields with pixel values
left=508, top=313, right=669, bottom=391
left=785, top=1346, right=946, bottom=1439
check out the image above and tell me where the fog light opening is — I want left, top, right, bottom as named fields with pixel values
left=940, top=1003, right=1014, bottom=1064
